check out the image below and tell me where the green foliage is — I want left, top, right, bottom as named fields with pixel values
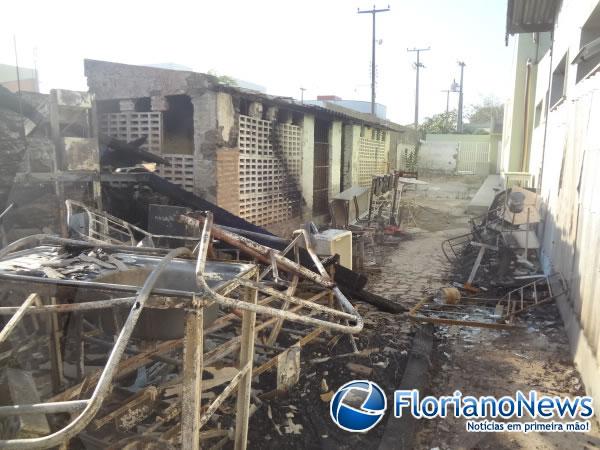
left=402, top=147, right=418, bottom=172
left=419, top=110, right=457, bottom=135
left=466, top=96, right=503, bottom=126
left=207, top=70, right=238, bottom=87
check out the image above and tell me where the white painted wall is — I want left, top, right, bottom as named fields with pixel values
left=419, top=141, right=458, bottom=172
left=503, top=0, right=600, bottom=413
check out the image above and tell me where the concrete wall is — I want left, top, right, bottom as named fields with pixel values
left=216, top=92, right=236, bottom=144
left=301, top=114, right=315, bottom=218
left=191, top=91, right=218, bottom=202
left=329, top=120, right=342, bottom=197
left=420, top=133, right=493, bottom=175
left=500, top=33, right=548, bottom=173
left=341, top=124, right=360, bottom=190
left=419, top=139, right=458, bottom=172
left=85, top=59, right=213, bottom=99
left=0, top=79, right=38, bottom=93
left=503, top=0, right=600, bottom=413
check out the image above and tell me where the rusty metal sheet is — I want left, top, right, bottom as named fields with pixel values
left=407, top=296, right=517, bottom=330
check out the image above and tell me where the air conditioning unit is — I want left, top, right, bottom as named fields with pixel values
left=313, top=229, right=353, bottom=270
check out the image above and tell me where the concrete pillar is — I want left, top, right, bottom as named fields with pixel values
left=265, top=106, right=278, bottom=122
left=342, top=124, right=355, bottom=190
left=384, top=130, right=391, bottom=172
left=301, top=114, right=315, bottom=217
left=248, top=102, right=263, bottom=119
left=329, top=120, right=342, bottom=196
left=216, top=92, right=236, bottom=145
left=191, top=91, right=218, bottom=202
left=342, top=124, right=362, bottom=188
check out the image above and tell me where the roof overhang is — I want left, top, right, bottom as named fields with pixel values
left=506, top=0, right=560, bottom=37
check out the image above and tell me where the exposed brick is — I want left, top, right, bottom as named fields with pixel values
left=216, top=148, right=240, bottom=216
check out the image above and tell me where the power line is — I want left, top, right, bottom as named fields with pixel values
left=358, top=4, right=390, bottom=116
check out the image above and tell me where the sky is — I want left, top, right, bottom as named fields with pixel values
left=0, top=0, right=513, bottom=125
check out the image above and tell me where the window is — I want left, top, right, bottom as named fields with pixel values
left=573, top=4, right=600, bottom=82
left=550, top=53, right=567, bottom=108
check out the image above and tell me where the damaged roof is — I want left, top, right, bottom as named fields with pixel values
left=84, top=59, right=406, bottom=132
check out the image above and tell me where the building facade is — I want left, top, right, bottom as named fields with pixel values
left=85, top=60, right=402, bottom=233
left=502, top=0, right=600, bottom=411
left=0, top=63, right=39, bottom=93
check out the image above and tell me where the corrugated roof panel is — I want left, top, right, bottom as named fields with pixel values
left=506, top=0, right=560, bottom=34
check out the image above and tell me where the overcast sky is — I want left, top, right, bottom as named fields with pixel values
left=1, top=0, right=513, bottom=125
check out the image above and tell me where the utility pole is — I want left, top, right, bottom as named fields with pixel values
left=407, top=47, right=430, bottom=139
left=358, top=4, right=390, bottom=115
left=457, top=61, right=466, bottom=133
left=300, top=87, right=306, bottom=104
left=441, top=89, right=450, bottom=114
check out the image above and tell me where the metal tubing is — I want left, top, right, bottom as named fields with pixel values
left=0, top=400, right=88, bottom=417
left=0, top=203, right=14, bottom=223
left=180, top=214, right=335, bottom=289
left=191, top=213, right=362, bottom=333
left=236, top=279, right=356, bottom=321
left=0, top=296, right=137, bottom=315
left=0, top=273, right=197, bottom=300
left=0, top=293, right=39, bottom=344
left=0, top=247, right=191, bottom=449
left=291, top=229, right=358, bottom=316
left=198, top=363, right=250, bottom=430
left=0, top=234, right=175, bottom=260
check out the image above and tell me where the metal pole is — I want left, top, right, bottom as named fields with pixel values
left=371, top=10, right=376, bottom=115
left=441, top=89, right=450, bottom=114
left=457, top=61, right=466, bottom=133
left=407, top=47, right=430, bottom=147
left=358, top=5, right=390, bottom=116
left=415, top=51, right=420, bottom=129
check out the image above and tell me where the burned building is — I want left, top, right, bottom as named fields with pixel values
left=85, top=60, right=407, bottom=234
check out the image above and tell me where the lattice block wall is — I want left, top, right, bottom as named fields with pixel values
left=357, top=137, right=388, bottom=187
left=102, top=112, right=195, bottom=191
left=101, top=112, right=163, bottom=155
left=156, top=154, right=194, bottom=192
left=238, top=115, right=302, bottom=226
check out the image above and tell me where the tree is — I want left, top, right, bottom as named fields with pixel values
left=419, top=110, right=457, bottom=135
left=466, top=97, right=503, bottom=127
left=207, top=70, right=238, bottom=87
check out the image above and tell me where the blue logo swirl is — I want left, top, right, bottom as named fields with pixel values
left=330, top=380, right=387, bottom=432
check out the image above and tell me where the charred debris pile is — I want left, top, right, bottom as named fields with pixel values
left=407, top=186, right=568, bottom=330
left=0, top=193, right=414, bottom=448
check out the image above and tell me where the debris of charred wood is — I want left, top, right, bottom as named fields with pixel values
left=342, top=287, right=407, bottom=314
left=99, top=134, right=171, bottom=167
